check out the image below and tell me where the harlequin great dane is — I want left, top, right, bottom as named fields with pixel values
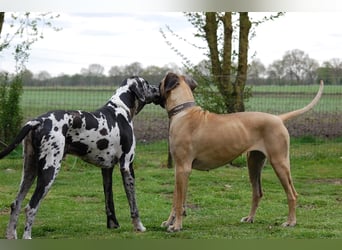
left=0, top=76, right=160, bottom=239
left=158, top=72, right=324, bottom=232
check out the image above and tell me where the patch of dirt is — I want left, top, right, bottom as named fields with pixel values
left=309, top=178, right=342, bottom=185
left=134, top=116, right=169, bottom=143
left=285, top=112, right=342, bottom=139
left=133, top=112, right=342, bottom=143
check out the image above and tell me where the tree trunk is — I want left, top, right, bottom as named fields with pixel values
left=204, top=12, right=222, bottom=79
left=234, top=12, right=251, bottom=112
left=220, top=13, right=235, bottom=113
left=203, top=12, right=250, bottom=113
left=0, top=12, right=4, bottom=36
left=204, top=12, right=235, bottom=113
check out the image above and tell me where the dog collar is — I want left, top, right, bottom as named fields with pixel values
left=168, top=101, right=196, bottom=118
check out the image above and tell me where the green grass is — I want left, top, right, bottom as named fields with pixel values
left=0, top=139, right=341, bottom=239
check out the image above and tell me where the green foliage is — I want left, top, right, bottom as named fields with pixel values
left=0, top=12, right=60, bottom=149
left=192, top=76, right=227, bottom=113
left=0, top=74, right=23, bottom=149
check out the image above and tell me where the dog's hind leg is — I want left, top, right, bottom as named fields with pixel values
left=101, top=167, right=120, bottom=229
left=6, top=136, right=37, bottom=239
left=241, top=150, right=266, bottom=224
left=22, top=139, right=65, bottom=239
left=120, top=161, right=146, bottom=232
left=270, top=158, right=297, bottom=227
left=22, top=161, right=63, bottom=239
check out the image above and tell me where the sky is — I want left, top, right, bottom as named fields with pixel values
left=1, top=12, right=342, bottom=77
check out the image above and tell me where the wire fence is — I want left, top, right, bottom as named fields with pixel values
left=17, top=84, right=342, bottom=160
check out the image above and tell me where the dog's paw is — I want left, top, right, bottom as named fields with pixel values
left=161, top=221, right=169, bottom=228
left=133, top=218, right=146, bottom=232
left=240, top=216, right=254, bottom=223
left=167, top=224, right=182, bottom=233
left=281, top=221, right=296, bottom=227
left=6, top=230, right=17, bottom=240
left=135, top=224, right=146, bottom=232
left=161, top=215, right=175, bottom=228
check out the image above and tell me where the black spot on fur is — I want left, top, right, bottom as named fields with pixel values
left=84, top=112, right=99, bottom=130
left=71, top=141, right=88, bottom=155
left=117, top=114, right=133, bottom=154
left=51, top=142, right=59, bottom=149
left=53, top=111, right=66, bottom=121
left=66, top=137, right=89, bottom=156
left=43, top=118, right=53, bottom=131
left=97, top=139, right=109, bottom=150
left=72, top=115, right=82, bottom=129
left=38, top=119, right=53, bottom=141
left=119, top=92, right=135, bottom=109
left=100, top=128, right=108, bottom=135
left=98, top=106, right=117, bottom=129
left=62, top=124, right=68, bottom=136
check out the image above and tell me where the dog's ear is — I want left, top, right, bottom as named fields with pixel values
left=130, top=79, right=146, bottom=102
left=164, top=72, right=180, bottom=93
left=183, top=76, right=198, bottom=91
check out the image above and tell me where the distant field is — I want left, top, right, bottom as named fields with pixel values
left=21, top=85, right=341, bottom=116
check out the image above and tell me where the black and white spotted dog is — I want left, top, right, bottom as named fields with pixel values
left=0, top=76, right=160, bottom=239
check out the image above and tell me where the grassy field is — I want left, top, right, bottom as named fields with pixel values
left=0, top=139, right=341, bottom=239
left=0, top=84, right=341, bottom=239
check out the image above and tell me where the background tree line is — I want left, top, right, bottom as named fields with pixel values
left=248, top=49, right=342, bottom=85
left=5, top=48, right=341, bottom=87
left=11, top=62, right=181, bottom=87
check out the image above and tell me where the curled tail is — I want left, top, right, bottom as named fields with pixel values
left=0, top=120, right=40, bottom=159
left=278, top=80, right=324, bottom=122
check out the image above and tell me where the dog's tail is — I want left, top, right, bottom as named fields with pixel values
left=0, top=120, right=40, bottom=159
left=278, top=80, right=324, bottom=122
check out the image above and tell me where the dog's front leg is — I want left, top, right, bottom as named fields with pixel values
left=161, top=197, right=176, bottom=228
left=120, top=162, right=146, bottom=232
left=166, top=165, right=191, bottom=232
left=101, top=168, right=120, bottom=229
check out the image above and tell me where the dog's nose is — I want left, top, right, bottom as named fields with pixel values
left=152, top=86, right=160, bottom=96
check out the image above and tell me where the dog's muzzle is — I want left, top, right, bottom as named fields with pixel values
left=135, top=84, right=161, bottom=114
left=150, top=85, right=161, bottom=104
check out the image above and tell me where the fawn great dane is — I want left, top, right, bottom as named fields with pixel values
left=158, top=72, right=323, bottom=232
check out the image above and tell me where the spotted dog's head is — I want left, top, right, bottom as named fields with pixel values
left=157, top=72, right=197, bottom=108
left=120, top=76, right=160, bottom=115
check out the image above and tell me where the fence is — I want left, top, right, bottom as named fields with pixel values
left=17, top=84, right=342, bottom=160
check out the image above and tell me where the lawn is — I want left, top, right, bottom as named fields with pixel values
left=0, top=139, right=341, bottom=239
left=0, top=84, right=341, bottom=239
